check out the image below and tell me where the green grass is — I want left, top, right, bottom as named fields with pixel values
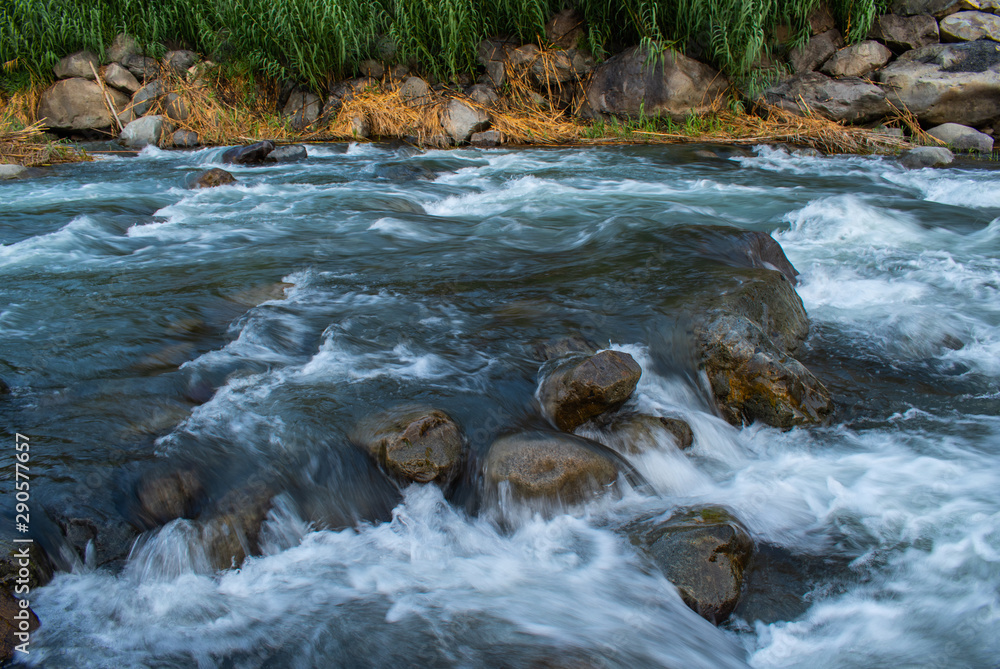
left=0, top=0, right=890, bottom=93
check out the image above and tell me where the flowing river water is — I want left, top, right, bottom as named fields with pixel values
left=1, top=143, right=998, bottom=668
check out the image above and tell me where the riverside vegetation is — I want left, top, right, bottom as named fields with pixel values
left=4, top=0, right=999, bottom=166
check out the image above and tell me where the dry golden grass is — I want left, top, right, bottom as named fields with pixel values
left=0, top=87, right=88, bottom=166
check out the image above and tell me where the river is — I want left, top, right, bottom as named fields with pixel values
left=1, top=143, right=998, bottom=668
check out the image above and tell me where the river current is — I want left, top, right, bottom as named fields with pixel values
left=1, top=143, right=998, bottom=668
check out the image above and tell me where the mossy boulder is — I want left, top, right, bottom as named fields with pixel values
left=351, top=405, right=466, bottom=485
left=625, top=507, right=754, bottom=624
left=538, top=350, right=642, bottom=431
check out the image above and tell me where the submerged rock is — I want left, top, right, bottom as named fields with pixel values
left=693, top=268, right=833, bottom=427
left=200, top=481, right=274, bottom=570
left=578, top=412, right=694, bottom=455
left=483, top=431, right=621, bottom=504
left=537, top=350, right=642, bottom=431
left=625, top=507, right=754, bottom=624
left=221, top=140, right=275, bottom=164
left=192, top=168, right=237, bottom=188
left=269, top=144, right=308, bottom=162
left=351, top=405, right=466, bottom=485
left=135, top=469, right=204, bottom=527
left=900, top=146, right=955, bottom=168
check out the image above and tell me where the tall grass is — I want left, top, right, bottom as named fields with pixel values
left=1, top=0, right=889, bottom=92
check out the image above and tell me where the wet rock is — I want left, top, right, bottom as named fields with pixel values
left=625, top=507, right=754, bottom=624
left=870, top=13, right=940, bottom=52
left=120, top=115, right=170, bottom=148
left=192, top=167, right=237, bottom=188
left=373, top=162, right=433, bottom=180
left=101, top=62, right=140, bottom=94
left=900, top=145, right=955, bottom=167
left=122, top=53, right=159, bottom=81
left=581, top=413, right=694, bottom=454
left=351, top=405, right=466, bottom=484
left=466, top=83, right=499, bottom=107
left=927, top=122, right=994, bottom=152
left=876, top=40, right=1000, bottom=125
left=106, top=33, right=138, bottom=64
left=270, top=144, right=308, bottom=162
left=57, top=516, right=138, bottom=567
left=136, top=469, right=203, bottom=526
left=54, top=50, right=99, bottom=80
left=545, top=8, right=586, bottom=48
left=283, top=90, right=321, bottom=130
left=172, top=129, right=199, bottom=147
left=164, top=49, right=198, bottom=73
left=164, top=92, right=189, bottom=121
left=531, top=334, right=600, bottom=362
left=441, top=99, right=490, bottom=144
left=759, top=71, right=890, bottom=123
left=0, top=166, right=26, bottom=180
left=483, top=431, right=621, bottom=504
left=37, top=78, right=130, bottom=131
left=1, top=588, right=40, bottom=662
left=538, top=350, right=642, bottom=431
left=693, top=269, right=832, bottom=427
left=398, top=76, right=432, bottom=106
left=940, top=10, right=1000, bottom=41
left=584, top=45, right=729, bottom=121
left=221, top=140, right=275, bottom=164
left=788, top=29, right=843, bottom=73
left=200, top=481, right=273, bottom=569
left=694, top=225, right=800, bottom=285
left=130, top=79, right=166, bottom=117
left=821, top=40, right=893, bottom=77
left=470, top=129, right=502, bottom=147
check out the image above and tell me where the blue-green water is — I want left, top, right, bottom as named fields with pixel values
left=1, top=143, right=998, bottom=667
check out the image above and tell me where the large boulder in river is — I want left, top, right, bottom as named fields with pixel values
left=37, top=78, right=129, bottom=131
left=691, top=226, right=800, bottom=285
left=440, top=99, right=490, bottom=144
left=483, top=431, right=622, bottom=504
left=876, top=40, right=1000, bottom=126
left=53, top=50, right=99, bottom=80
left=351, top=405, right=466, bottom=484
left=192, top=168, right=237, bottom=188
left=625, top=507, right=754, bottom=624
left=869, top=13, right=940, bottom=52
left=1, top=588, right=40, bottom=663
left=759, top=71, right=890, bottom=123
left=939, top=11, right=1000, bottom=42
left=221, top=140, right=275, bottom=165
left=693, top=269, right=832, bottom=427
left=584, top=45, right=729, bottom=121
left=538, top=350, right=642, bottom=431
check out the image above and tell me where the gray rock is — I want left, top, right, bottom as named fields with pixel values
left=120, top=115, right=170, bottom=148
left=545, top=8, right=586, bottom=48
left=130, top=79, right=166, bottom=117
left=101, top=62, right=140, bottom=94
left=389, top=63, right=409, bottom=80
left=351, top=405, right=466, bottom=484
left=876, top=40, right=1000, bottom=125
left=172, top=129, right=199, bottom=147
left=891, top=0, right=967, bottom=16
left=483, top=431, right=621, bottom=504
left=106, top=33, right=138, bottom=64
left=37, top=78, right=129, bottom=130
left=0, top=165, right=27, bottom=180
left=54, top=50, right=99, bottom=80
left=283, top=90, right=321, bottom=129
left=927, top=122, right=995, bottom=151
left=940, top=10, right=1000, bottom=41
left=568, top=48, right=597, bottom=78
left=221, top=140, right=275, bottom=164
left=192, top=167, right=237, bottom=188
left=359, top=59, right=384, bottom=78
left=870, top=13, right=941, bottom=52
left=625, top=507, right=754, bottom=624
left=477, top=38, right=517, bottom=86
left=398, top=76, right=431, bottom=106
left=164, top=92, right=189, bottom=121
left=466, top=83, right=499, bottom=107
left=788, top=29, right=843, bottom=73
left=348, top=114, right=370, bottom=138
left=470, top=129, right=502, bottom=147
left=584, top=45, right=729, bottom=121
left=122, top=53, right=159, bottom=81
left=269, top=144, right=308, bottom=162
left=760, top=71, right=891, bottom=123
left=441, top=98, right=490, bottom=144
left=538, top=350, right=642, bottom=431
left=821, top=40, right=893, bottom=77
left=164, top=50, right=198, bottom=73
left=900, top=145, right=956, bottom=167
left=531, top=49, right=575, bottom=84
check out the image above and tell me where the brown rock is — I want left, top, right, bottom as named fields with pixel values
left=53, top=50, right=99, bottom=80
left=192, top=168, right=236, bottom=189
left=545, top=9, right=586, bottom=48
left=483, top=431, right=620, bottom=503
left=579, top=413, right=694, bottom=455
left=820, top=40, right=893, bottom=77
left=759, top=71, right=891, bottom=123
left=808, top=3, right=837, bottom=34
left=538, top=350, right=642, bottom=431
left=626, top=507, right=754, bottom=624
left=788, top=29, right=843, bottom=73
left=870, top=13, right=940, bottom=52
left=530, top=334, right=600, bottom=361
left=136, top=469, right=203, bottom=526
left=200, top=481, right=273, bottom=569
left=351, top=405, right=466, bottom=484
